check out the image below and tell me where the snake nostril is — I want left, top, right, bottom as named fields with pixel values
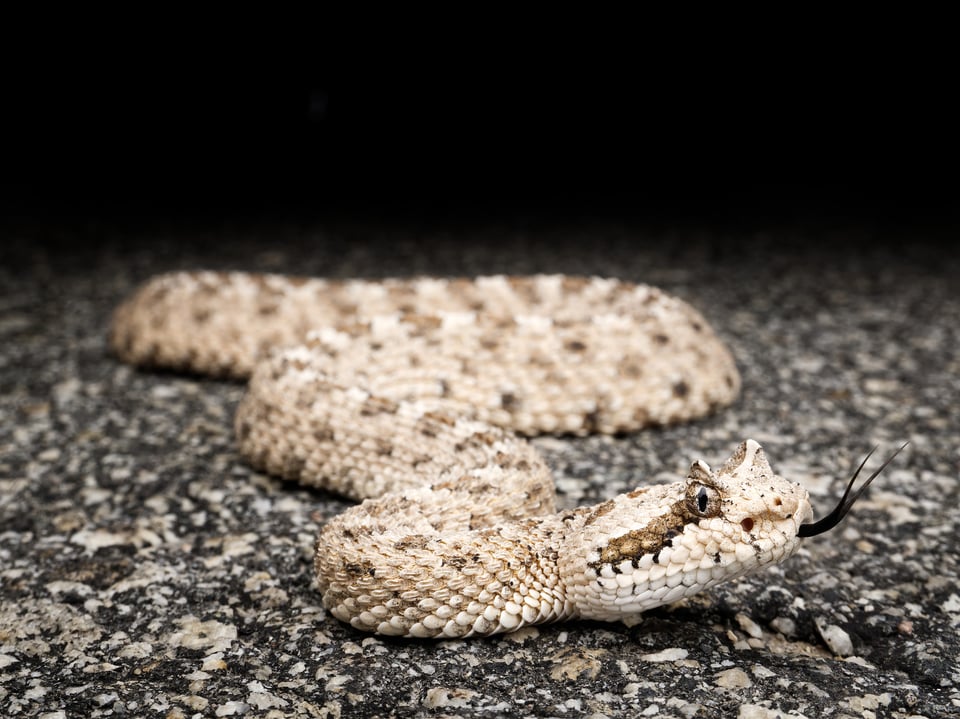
left=741, top=518, right=754, bottom=532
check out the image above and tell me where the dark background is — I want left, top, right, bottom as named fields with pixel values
left=4, top=50, right=958, bottom=234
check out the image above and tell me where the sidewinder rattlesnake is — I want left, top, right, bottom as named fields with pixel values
left=111, top=272, right=895, bottom=638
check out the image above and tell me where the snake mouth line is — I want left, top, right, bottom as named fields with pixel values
left=797, top=442, right=909, bottom=538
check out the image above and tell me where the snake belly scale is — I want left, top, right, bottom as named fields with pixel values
left=112, top=272, right=818, bottom=638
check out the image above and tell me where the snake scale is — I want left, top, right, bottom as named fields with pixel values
left=111, top=272, right=890, bottom=639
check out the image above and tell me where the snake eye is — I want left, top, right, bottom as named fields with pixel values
left=697, top=487, right=709, bottom=513
left=686, top=482, right=721, bottom=518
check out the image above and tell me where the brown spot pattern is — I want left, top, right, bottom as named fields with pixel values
left=589, top=498, right=695, bottom=570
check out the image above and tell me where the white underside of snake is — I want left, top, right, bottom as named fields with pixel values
left=111, top=272, right=885, bottom=639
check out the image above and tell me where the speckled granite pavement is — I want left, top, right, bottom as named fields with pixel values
left=1, top=222, right=957, bottom=718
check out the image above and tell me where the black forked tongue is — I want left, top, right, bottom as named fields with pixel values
left=798, top=442, right=909, bottom=538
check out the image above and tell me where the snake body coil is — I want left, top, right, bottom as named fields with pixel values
left=113, top=273, right=824, bottom=638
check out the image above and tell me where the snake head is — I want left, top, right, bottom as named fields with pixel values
left=568, top=440, right=815, bottom=622
left=568, top=440, right=908, bottom=624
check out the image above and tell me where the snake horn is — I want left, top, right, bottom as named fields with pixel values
left=798, top=442, right=909, bottom=538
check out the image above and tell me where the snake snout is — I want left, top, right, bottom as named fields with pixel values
left=753, top=488, right=801, bottom=520
left=769, top=491, right=800, bottom=518
left=740, top=488, right=812, bottom=537
left=771, top=490, right=815, bottom=529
